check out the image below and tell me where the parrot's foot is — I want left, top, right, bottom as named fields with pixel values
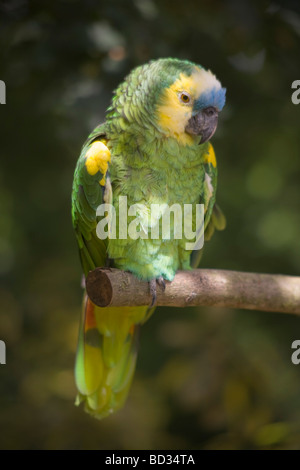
left=149, top=276, right=166, bottom=307
left=157, top=276, right=166, bottom=292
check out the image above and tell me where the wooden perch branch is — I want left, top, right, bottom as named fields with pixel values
left=86, top=268, right=300, bottom=315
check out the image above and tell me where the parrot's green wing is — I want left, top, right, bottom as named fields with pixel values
left=72, top=123, right=148, bottom=418
left=205, top=203, right=226, bottom=241
left=190, top=143, right=226, bottom=269
left=72, top=123, right=109, bottom=276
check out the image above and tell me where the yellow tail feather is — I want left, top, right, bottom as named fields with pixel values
left=75, top=294, right=148, bottom=419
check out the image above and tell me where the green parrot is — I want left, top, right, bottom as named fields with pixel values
left=71, top=58, right=226, bottom=419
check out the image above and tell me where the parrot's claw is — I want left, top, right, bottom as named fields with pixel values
left=149, top=276, right=166, bottom=307
left=156, top=276, right=166, bottom=292
left=149, top=280, right=157, bottom=307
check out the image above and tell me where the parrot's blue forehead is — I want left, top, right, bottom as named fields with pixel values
left=194, top=86, right=226, bottom=113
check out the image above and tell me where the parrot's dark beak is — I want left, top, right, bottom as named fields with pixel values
left=185, top=106, right=219, bottom=143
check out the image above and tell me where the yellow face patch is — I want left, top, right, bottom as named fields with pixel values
left=85, top=140, right=111, bottom=186
left=157, top=67, right=221, bottom=146
left=204, top=143, right=217, bottom=168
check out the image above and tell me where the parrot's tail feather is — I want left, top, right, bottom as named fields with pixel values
left=75, top=293, right=146, bottom=419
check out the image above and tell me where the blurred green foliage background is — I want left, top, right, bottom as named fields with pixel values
left=0, top=0, right=300, bottom=450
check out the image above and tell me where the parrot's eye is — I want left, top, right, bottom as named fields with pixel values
left=179, top=92, right=191, bottom=104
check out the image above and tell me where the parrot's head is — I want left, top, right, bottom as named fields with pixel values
left=108, top=58, right=226, bottom=146
left=154, top=58, right=226, bottom=145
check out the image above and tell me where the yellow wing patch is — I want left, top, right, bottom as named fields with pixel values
left=204, top=143, right=217, bottom=168
left=85, top=141, right=111, bottom=186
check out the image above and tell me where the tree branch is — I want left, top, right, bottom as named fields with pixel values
left=86, top=268, right=300, bottom=315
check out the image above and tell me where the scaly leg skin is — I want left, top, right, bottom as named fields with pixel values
left=149, top=276, right=166, bottom=307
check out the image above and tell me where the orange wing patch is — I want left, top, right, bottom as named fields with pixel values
left=85, top=299, right=97, bottom=331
